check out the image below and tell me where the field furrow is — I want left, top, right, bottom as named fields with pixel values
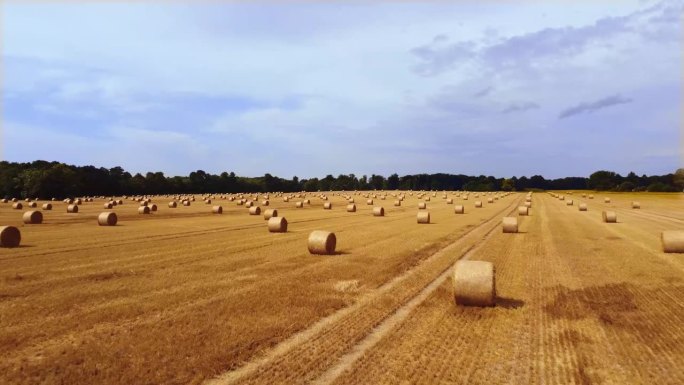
left=0, top=193, right=518, bottom=385
left=2, top=191, right=682, bottom=384
left=329, top=193, right=684, bottom=385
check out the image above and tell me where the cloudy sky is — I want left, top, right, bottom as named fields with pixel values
left=2, top=1, right=682, bottom=179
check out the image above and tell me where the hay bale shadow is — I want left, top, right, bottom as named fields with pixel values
left=496, top=296, right=525, bottom=309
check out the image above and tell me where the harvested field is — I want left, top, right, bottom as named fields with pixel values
left=0, top=192, right=683, bottom=385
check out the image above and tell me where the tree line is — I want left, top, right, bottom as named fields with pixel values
left=0, top=160, right=681, bottom=199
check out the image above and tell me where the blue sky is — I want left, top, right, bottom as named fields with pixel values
left=1, top=1, right=681, bottom=178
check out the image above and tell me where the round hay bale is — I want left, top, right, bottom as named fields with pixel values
left=418, top=202, right=427, bottom=209
left=42, top=203, right=52, bottom=210
left=303, top=199, right=310, bottom=204
left=604, top=197, right=611, bottom=203
left=602, top=211, right=617, bottom=223
left=11, top=198, right=18, bottom=202
left=662, top=231, right=684, bottom=253
left=454, top=205, right=464, bottom=214
left=452, top=260, right=495, bottom=307
left=487, top=198, right=494, bottom=203
left=502, top=217, right=518, bottom=233
left=283, top=197, right=289, bottom=202
left=168, top=201, right=177, bottom=208
left=308, top=230, right=336, bottom=255
left=589, top=195, right=594, bottom=199
left=110, top=201, right=118, bottom=207
left=140, top=201, right=148, bottom=207
left=566, top=200, right=573, bottom=206
left=138, top=206, right=150, bottom=214
left=518, top=206, right=528, bottom=216
left=446, top=198, right=453, bottom=204
left=578, top=203, right=588, bottom=211
left=103, top=203, right=113, bottom=209
left=525, top=197, right=532, bottom=202
left=394, top=200, right=401, bottom=207
left=0, top=199, right=7, bottom=203
left=559, top=196, right=565, bottom=201
left=348, top=198, right=355, bottom=203
left=249, top=206, right=261, bottom=215
left=149, top=204, right=157, bottom=212
left=12, top=202, right=23, bottom=210
left=475, top=201, right=483, bottom=208
left=22, top=211, right=43, bottom=224
left=264, top=208, right=277, bottom=219
left=28, top=202, right=37, bottom=208
left=117, top=199, right=123, bottom=205
left=98, top=212, right=117, bottom=226
left=367, top=199, right=373, bottom=205
left=524, top=202, right=532, bottom=208
left=0, top=226, right=21, bottom=247
left=425, top=197, right=431, bottom=201
left=417, top=211, right=430, bottom=224
left=631, top=201, right=640, bottom=209
left=372, top=207, right=384, bottom=216
left=346, top=204, right=356, bottom=212
left=183, top=200, right=191, bottom=206
left=245, top=201, right=254, bottom=208
left=262, top=200, right=269, bottom=206
left=324, top=202, right=332, bottom=210
left=296, top=201, right=304, bottom=208
left=212, top=205, right=223, bottom=214
left=205, top=199, right=212, bottom=204
left=268, top=216, right=288, bottom=232
left=67, top=204, right=78, bottom=213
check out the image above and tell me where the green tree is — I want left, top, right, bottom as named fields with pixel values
left=130, top=173, right=147, bottom=194
left=303, top=178, right=319, bottom=191
left=318, top=175, right=335, bottom=191
left=387, top=173, right=399, bottom=190
left=588, top=170, right=619, bottom=191
left=647, top=182, right=675, bottom=192
left=358, top=175, right=369, bottom=190
left=20, top=163, right=79, bottom=199
left=616, top=181, right=635, bottom=192
left=145, top=172, right=169, bottom=194
left=369, top=174, right=385, bottom=190
left=189, top=170, right=208, bottom=193
left=501, top=178, right=516, bottom=191
left=674, top=168, right=684, bottom=191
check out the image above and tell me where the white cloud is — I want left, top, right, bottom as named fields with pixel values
left=1, top=1, right=680, bottom=178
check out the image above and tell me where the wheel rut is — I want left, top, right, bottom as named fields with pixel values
left=206, top=195, right=523, bottom=385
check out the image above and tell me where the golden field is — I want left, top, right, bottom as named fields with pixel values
left=1, top=191, right=683, bottom=385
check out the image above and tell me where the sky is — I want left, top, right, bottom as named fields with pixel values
left=1, top=0, right=682, bottom=179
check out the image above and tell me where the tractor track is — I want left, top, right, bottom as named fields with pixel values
left=206, top=195, right=522, bottom=385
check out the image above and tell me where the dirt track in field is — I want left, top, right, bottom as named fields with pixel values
left=1, top=191, right=682, bottom=384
